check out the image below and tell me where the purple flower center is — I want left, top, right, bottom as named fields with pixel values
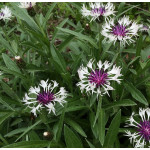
left=37, top=91, right=54, bottom=105
left=137, top=120, right=150, bottom=141
left=0, top=12, right=4, bottom=16
left=88, top=69, right=108, bottom=87
left=112, top=24, right=128, bottom=37
left=142, top=26, right=149, bottom=31
left=29, top=2, right=32, bottom=8
left=91, top=7, right=106, bottom=16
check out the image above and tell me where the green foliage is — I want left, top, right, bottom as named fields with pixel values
left=0, top=2, right=149, bottom=148
left=64, top=125, right=83, bottom=148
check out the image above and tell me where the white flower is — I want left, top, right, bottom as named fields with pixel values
left=77, top=59, right=122, bottom=97
left=125, top=108, right=150, bottom=148
left=15, top=56, right=21, bottom=60
left=101, top=16, right=142, bottom=46
left=23, top=80, right=68, bottom=116
left=81, top=2, right=116, bottom=22
left=140, top=25, right=149, bottom=32
left=0, top=71, right=3, bottom=76
left=18, top=2, right=36, bottom=9
left=0, top=6, right=12, bottom=21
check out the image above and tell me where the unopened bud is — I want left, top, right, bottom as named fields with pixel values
left=86, top=23, right=89, bottom=27
left=43, top=131, right=50, bottom=137
left=3, top=78, right=9, bottom=82
left=15, top=56, right=21, bottom=60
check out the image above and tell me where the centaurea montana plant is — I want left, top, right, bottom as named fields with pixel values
left=23, top=80, right=68, bottom=116
left=0, top=6, right=12, bottom=21
left=101, top=16, right=142, bottom=46
left=77, top=59, right=122, bottom=97
left=125, top=108, right=150, bottom=148
left=0, top=2, right=149, bottom=148
left=18, top=2, right=36, bottom=9
left=81, top=2, right=116, bottom=22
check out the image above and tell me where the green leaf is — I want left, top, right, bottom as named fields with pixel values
left=11, top=118, right=23, bottom=126
left=0, top=66, right=26, bottom=80
left=103, top=99, right=137, bottom=110
left=26, top=28, right=49, bottom=46
left=52, top=18, right=68, bottom=42
left=72, top=54, right=82, bottom=75
left=127, top=56, right=140, bottom=67
left=141, top=45, right=150, bottom=61
left=0, top=97, right=15, bottom=111
left=139, top=61, right=147, bottom=69
left=55, top=104, right=67, bottom=142
left=122, top=49, right=136, bottom=54
left=103, top=110, right=121, bottom=148
left=138, top=59, right=150, bottom=75
left=65, top=118, right=87, bottom=137
left=0, top=112, right=14, bottom=125
left=61, top=72, right=72, bottom=92
left=124, top=81, right=148, bottom=105
left=0, top=134, right=8, bottom=145
left=0, top=35, right=16, bottom=55
left=116, top=5, right=139, bottom=18
left=57, top=27, right=98, bottom=49
left=5, top=128, right=26, bottom=137
left=101, top=42, right=113, bottom=60
left=137, top=10, right=150, bottom=16
left=64, top=3, right=76, bottom=17
left=50, top=44, right=66, bottom=73
left=136, top=75, right=150, bottom=87
left=11, top=3, right=40, bottom=32
left=0, top=110, right=14, bottom=114
left=58, top=35, right=75, bottom=52
left=26, top=64, right=45, bottom=72
left=3, top=141, right=50, bottom=148
left=29, top=131, right=40, bottom=141
left=129, top=69, right=137, bottom=75
left=111, top=52, right=119, bottom=64
left=64, top=125, right=83, bottom=148
left=89, top=94, right=97, bottom=107
left=39, top=109, right=49, bottom=124
left=2, top=53, right=21, bottom=73
left=21, top=41, right=41, bottom=51
left=0, top=81, right=20, bottom=103
left=136, top=34, right=143, bottom=56
left=118, top=2, right=125, bottom=14
left=85, top=139, right=95, bottom=148
left=15, top=120, right=42, bottom=142
left=98, top=108, right=105, bottom=146
left=66, top=106, right=87, bottom=113
left=93, top=99, right=101, bottom=127
left=89, top=112, right=99, bottom=139
left=43, top=3, right=57, bottom=29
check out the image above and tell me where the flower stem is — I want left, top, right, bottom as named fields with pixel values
left=99, top=96, right=102, bottom=108
left=98, top=23, right=102, bottom=57
left=116, top=43, right=121, bottom=66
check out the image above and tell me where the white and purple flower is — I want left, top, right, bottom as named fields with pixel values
left=77, top=59, right=122, bottom=97
left=101, top=16, right=142, bottom=46
left=140, top=25, right=149, bottom=32
left=23, top=80, right=68, bottom=116
left=18, top=2, right=36, bottom=9
left=0, top=6, right=12, bottom=21
left=81, top=2, right=116, bottom=22
left=125, top=108, right=150, bottom=148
